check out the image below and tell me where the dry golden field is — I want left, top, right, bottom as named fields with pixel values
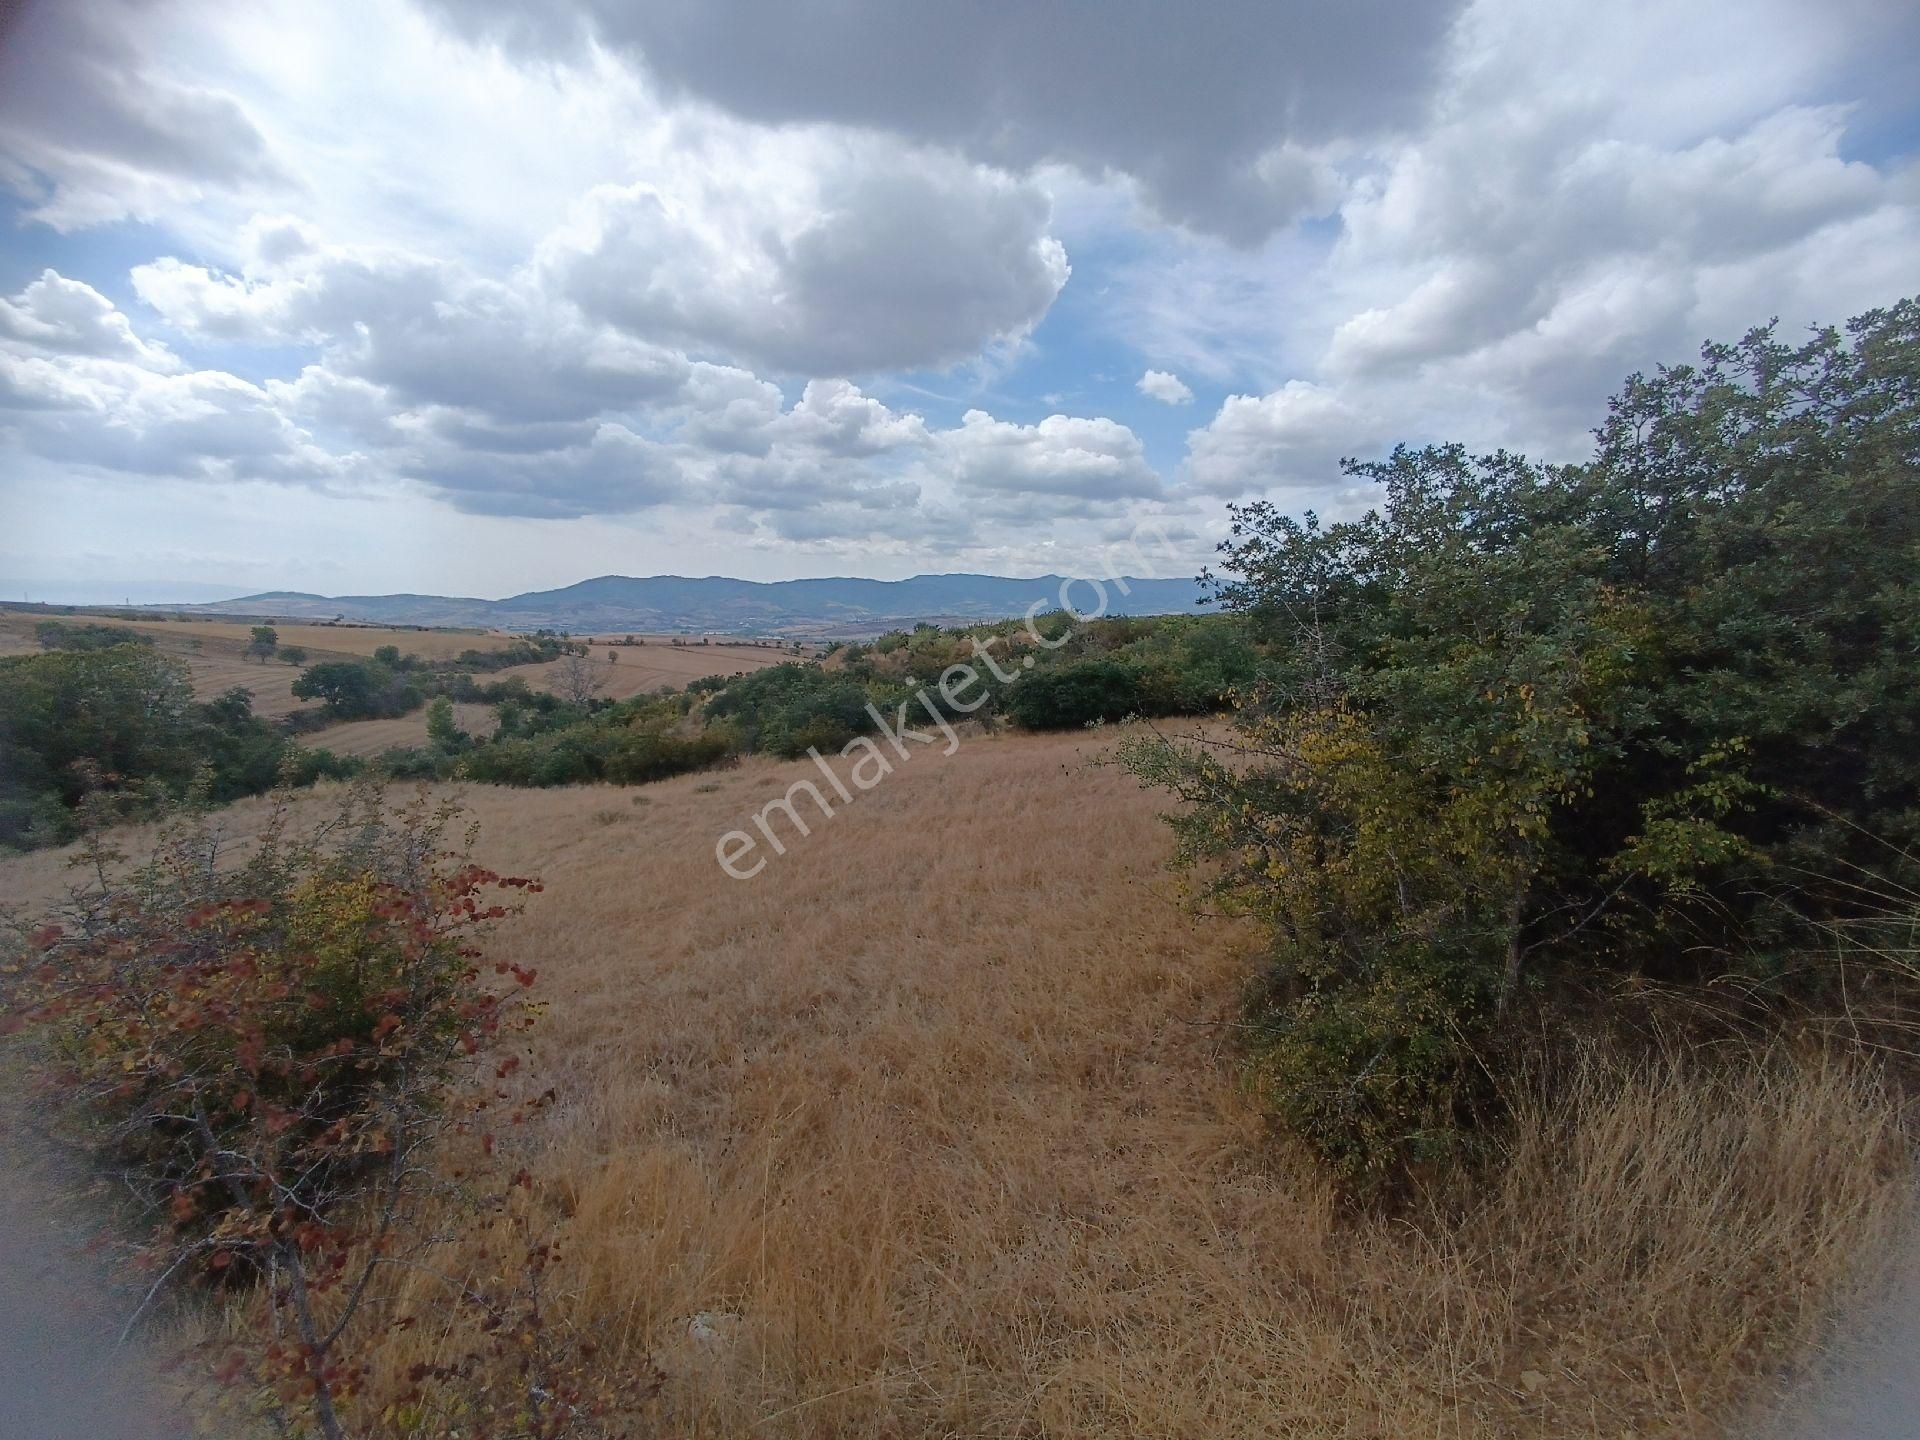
left=0, top=613, right=794, bottom=715
left=0, top=611, right=342, bottom=720
left=299, top=702, right=498, bottom=758
left=0, top=729, right=1908, bottom=1439
left=93, top=615, right=517, bottom=661
left=498, top=640, right=798, bottom=701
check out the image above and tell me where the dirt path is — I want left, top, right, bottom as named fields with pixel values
left=0, top=1144, right=195, bottom=1440
left=1768, top=1205, right=1920, bottom=1440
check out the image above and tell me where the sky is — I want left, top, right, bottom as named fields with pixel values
left=0, top=0, right=1916, bottom=602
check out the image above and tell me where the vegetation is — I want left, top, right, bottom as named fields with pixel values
left=247, top=624, right=280, bottom=663
left=292, top=657, right=424, bottom=721
left=35, top=619, right=151, bottom=651
left=1, top=786, right=650, bottom=1437
left=0, top=644, right=352, bottom=849
left=2, top=740, right=1898, bottom=1438
left=1120, top=298, right=1920, bottom=1182
left=701, top=661, right=876, bottom=757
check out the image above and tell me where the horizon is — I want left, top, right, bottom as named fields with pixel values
left=0, top=566, right=1215, bottom=610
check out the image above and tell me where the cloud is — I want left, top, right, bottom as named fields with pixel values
left=1, top=357, right=354, bottom=486
left=0, top=271, right=180, bottom=370
left=3, top=0, right=1917, bottom=592
left=1183, top=382, right=1374, bottom=497
left=0, top=0, right=283, bottom=229
left=421, top=0, right=1467, bottom=243
left=402, top=422, right=686, bottom=519
left=1328, top=104, right=1893, bottom=380
left=548, top=146, right=1069, bottom=374
left=1136, top=369, right=1193, bottom=405
left=935, top=410, right=1162, bottom=515
left=133, top=248, right=692, bottom=423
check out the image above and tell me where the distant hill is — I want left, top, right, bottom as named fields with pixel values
left=170, top=572, right=1211, bottom=637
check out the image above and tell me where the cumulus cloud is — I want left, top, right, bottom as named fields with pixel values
left=1136, top=369, right=1193, bottom=405
left=3, top=0, right=1918, bottom=588
left=0, top=271, right=180, bottom=370
left=1328, top=104, right=1895, bottom=381
left=0, top=271, right=347, bottom=487
left=934, top=410, right=1162, bottom=517
left=133, top=248, right=691, bottom=423
left=403, top=422, right=686, bottom=519
left=1, top=353, right=355, bottom=488
left=1183, top=382, right=1375, bottom=498
left=548, top=147, right=1069, bottom=375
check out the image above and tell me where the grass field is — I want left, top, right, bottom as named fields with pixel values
left=0, top=611, right=336, bottom=720
left=0, top=614, right=796, bottom=718
left=300, top=702, right=497, bottom=758
left=497, top=641, right=796, bottom=701
left=86, top=616, right=516, bottom=661
left=0, top=727, right=1905, bottom=1439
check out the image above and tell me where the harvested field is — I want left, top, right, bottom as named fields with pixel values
left=0, top=611, right=333, bottom=720
left=300, top=702, right=497, bottom=758
left=500, top=641, right=795, bottom=701
left=93, top=616, right=516, bottom=661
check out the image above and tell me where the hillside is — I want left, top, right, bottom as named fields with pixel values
left=170, top=572, right=1212, bottom=637
left=0, top=730, right=1900, bottom=1439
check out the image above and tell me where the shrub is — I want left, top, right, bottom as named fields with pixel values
left=702, top=662, right=874, bottom=756
left=0, top=785, right=544, bottom=1437
left=1122, top=297, right=1920, bottom=1184
left=1005, top=658, right=1144, bottom=729
left=35, top=620, right=151, bottom=651
left=604, top=726, right=731, bottom=785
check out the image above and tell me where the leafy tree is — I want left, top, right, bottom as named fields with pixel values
left=292, top=659, right=421, bottom=721
left=0, top=644, right=198, bottom=844
left=280, top=644, right=308, bottom=666
left=1121, top=298, right=1920, bottom=1183
left=247, top=625, right=279, bottom=663
left=294, top=659, right=379, bottom=716
left=0, top=648, right=361, bottom=849
left=425, top=695, right=469, bottom=754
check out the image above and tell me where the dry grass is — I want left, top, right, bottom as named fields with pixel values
left=17, top=614, right=517, bottom=661
left=300, top=702, right=496, bottom=758
left=498, top=642, right=794, bottom=702
left=0, top=614, right=793, bottom=718
left=0, top=612, right=351, bottom=720
left=0, top=729, right=1908, bottom=1439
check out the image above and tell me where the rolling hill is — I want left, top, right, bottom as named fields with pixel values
left=169, top=572, right=1212, bottom=637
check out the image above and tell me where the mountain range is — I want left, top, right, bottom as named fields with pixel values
left=171, top=573, right=1212, bottom=638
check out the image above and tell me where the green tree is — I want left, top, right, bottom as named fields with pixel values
left=1122, top=298, right=1920, bottom=1183
left=0, top=644, right=199, bottom=844
left=247, top=625, right=279, bottom=663
left=425, top=695, right=468, bottom=753
left=293, top=659, right=379, bottom=716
